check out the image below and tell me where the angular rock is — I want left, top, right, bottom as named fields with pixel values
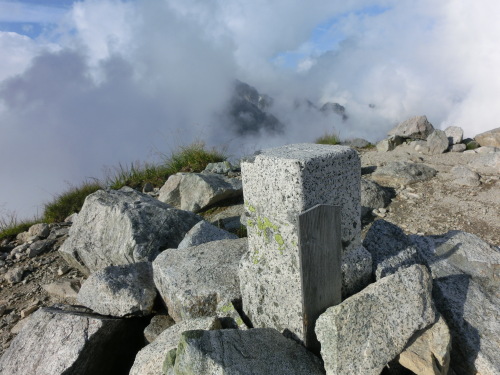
left=206, top=204, right=245, bottom=232
left=444, top=126, right=464, bottom=145
left=28, top=223, right=50, bottom=238
left=47, top=225, right=70, bottom=240
left=388, top=115, right=435, bottom=140
left=4, top=267, right=24, bottom=284
left=413, top=140, right=430, bottom=154
left=59, top=187, right=201, bottom=275
left=10, top=243, right=29, bottom=256
left=204, top=161, right=234, bottom=174
left=0, top=306, right=145, bottom=375
left=476, top=146, right=499, bottom=153
left=361, top=179, right=389, bottom=217
left=42, top=280, right=80, bottom=300
left=130, top=317, right=221, bottom=375
left=398, top=315, right=451, bottom=375
left=77, top=262, right=156, bottom=317
left=363, top=219, right=423, bottom=279
left=468, top=153, right=500, bottom=175
left=166, top=328, right=325, bottom=375
left=143, top=314, right=176, bottom=344
left=340, top=245, right=373, bottom=298
left=345, top=138, right=371, bottom=148
left=177, top=220, right=238, bottom=249
left=157, top=174, right=183, bottom=207
left=28, top=239, right=55, bottom=258
left=316, top=265, right=436, bottom=375
left=153, top=238, right=247, bottom=322
left=64, top=212, right=78, bottom=223
left=450, top=166, right=481, bottom=187
left=411, top=231, right=500, bottom=375
left=426, top=130, right=449, bottom=155
left=474, top=127, right=500, bottom=147
left=158, top=173, right=243, bottom=213
left=15, top=231, right=34, bottom=244
left=376, top=135, right=404, bottom=152
left=371, top=161, right=437, bottom=186
left=449, top=144, right=466, bottom=153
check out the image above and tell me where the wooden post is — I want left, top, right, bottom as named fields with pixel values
left=298, top=204, right=342, bottom=356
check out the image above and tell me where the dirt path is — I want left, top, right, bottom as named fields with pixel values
left=360, top=145, right=500, bottom=247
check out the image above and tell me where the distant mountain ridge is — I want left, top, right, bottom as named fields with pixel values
left=226, top=80, right=347, bottom=136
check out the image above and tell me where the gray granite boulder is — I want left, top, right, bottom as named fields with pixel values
left=363, top=219, right=423, bottom=279
left=360, top=179, right=389, bottom=217
left=28, top=239, right=55, bottom=258
left=388, top=115, right=435, bottom=140
left=130, top=317, right=221, bottom=375
left=411, top=231, right=500, bottom=375
left=158, top=173, right=243, bottom=213
left=316, top=264, right=436, bottom=375
left=204, top=161, right=234, bottom=174
left=444, top=126, right=464, bottom=146
left=450, top=166, right=481, bottom=186
left=77, top=262, right=156, bottom=317
left=153, top=238, right=247, bottom=322
left=398, top=315, right=451, bottom=375
left=143, top=315, right=176, bottom=343
left=475, top=127, right=500, bottom=147
left=28, top=223, right=50, bottom=238
left=376, top=135, right=404, bottom=152
left=426, top=130, right=449, bottom=155
left=344, top=137, right=371, bottom=148
left=371, top=161, right=437, bottom=186
left=449, top=143, right=466, bottom=152
left=0, top=306, right=145, bottom=375
left=42, top=280, right=80, bottom=300
left=59, top=187, right=201, bottom=275
left=165, top=328, right=325, bottom=375
left=206, top=203, right=245, bottom=232
left=177, top=220, right=238, bottom=249
left=468, top=152, right=500, bottom=175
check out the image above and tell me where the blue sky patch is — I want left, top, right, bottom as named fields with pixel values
left=272, top=4, right=391, bottom=71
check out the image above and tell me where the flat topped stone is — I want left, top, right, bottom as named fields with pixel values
left=248, top=143, right=355, bottom=162
left=0, top=306, right=144, bottom=375
left=166, top=328, right=325, bottom=375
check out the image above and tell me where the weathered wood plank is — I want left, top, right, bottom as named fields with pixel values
left=298, top=204, right=342, bottom=355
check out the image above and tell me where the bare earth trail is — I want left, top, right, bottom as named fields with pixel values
left=360, top=144, right=500, bottom=247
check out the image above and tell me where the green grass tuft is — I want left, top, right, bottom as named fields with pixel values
left=106, top=141, right=227, bottom=191
left=105, top=162, right=171, bottom=191
left=42, top=181, right=103, bottom=223
left=162, top=141, right=227, bottom=174
left=315, top=131, right=341, bottom=145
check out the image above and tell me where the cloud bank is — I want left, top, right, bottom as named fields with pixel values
left=1, top=0, right=499, bottom=219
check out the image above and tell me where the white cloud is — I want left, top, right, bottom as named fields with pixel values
left=0, top=32, right=38, bottom=80
left=2, top=0, right=500, bottom=220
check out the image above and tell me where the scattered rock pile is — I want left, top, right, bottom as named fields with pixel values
left=0, top=122, right=498, bottom=375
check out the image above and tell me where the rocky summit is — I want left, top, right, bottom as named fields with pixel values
left=0, top=119, right=499, bottom=375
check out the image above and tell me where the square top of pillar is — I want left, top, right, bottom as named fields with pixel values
left=243, top=143, right=357, bottom=164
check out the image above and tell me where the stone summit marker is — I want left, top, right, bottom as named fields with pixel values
left=239, top=143, right=372, bottom=344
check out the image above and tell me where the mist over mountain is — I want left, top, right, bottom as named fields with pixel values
left=1, top=0, right=500, bottom=221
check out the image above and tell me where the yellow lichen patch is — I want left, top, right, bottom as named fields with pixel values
left=219, top=302, right=235, bottom=314
left=274, top=234, right=285, bottom=254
